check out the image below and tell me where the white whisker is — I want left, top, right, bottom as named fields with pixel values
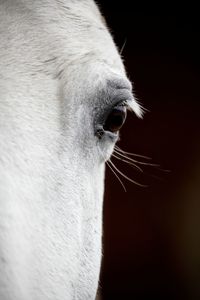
left=106, top=161, right=127, bottom=192
left=97, top=145, right=127, bottom=191
left=108, top=159, right=148, bottom=188
left=112, top=153, right=143, bottom=173
left=114, top=149, right=160, bottom=167
left=115, top=145, right=151, bottom=160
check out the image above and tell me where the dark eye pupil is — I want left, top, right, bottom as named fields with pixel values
left=103, top=106, right=127, bottom=133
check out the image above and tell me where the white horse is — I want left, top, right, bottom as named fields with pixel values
left=0, top=1, right=142, bottom=299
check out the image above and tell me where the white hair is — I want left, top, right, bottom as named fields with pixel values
left=0, top=1, right=141, bottom=299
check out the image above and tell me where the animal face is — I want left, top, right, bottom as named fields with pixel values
left=0, top=1, right=141, bottom=299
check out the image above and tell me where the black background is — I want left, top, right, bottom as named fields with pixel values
left=97, top=2, right=200, bottom=300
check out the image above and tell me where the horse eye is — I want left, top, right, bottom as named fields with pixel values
left=103, top=105, right=127, bottom=133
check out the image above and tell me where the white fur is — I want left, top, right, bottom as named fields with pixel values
left=0, top=1, right=141, bottom=299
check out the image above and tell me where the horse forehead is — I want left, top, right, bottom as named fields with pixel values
left=0, top=0, right=125, bottom=78
left=21, top=0, right=107, bottom=33
left=40, top=1, right=124, bottom=67
left=47, top=1, right=122, bottom=62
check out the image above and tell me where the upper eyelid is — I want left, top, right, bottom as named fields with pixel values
left=106, top=89, right=142, bottom=118
left=107, top=78, right=132, bottom=91
left=105, top=79, right=143, bottom=117
left=93, top=81, right=142, bottom=123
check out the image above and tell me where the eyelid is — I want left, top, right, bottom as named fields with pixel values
left=116, top=100, right=128, bottom=107
left=108, top=86, right=143, bottom=119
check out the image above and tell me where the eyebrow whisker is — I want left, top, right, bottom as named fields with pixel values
left=120, top=38, right=127, bottom=55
